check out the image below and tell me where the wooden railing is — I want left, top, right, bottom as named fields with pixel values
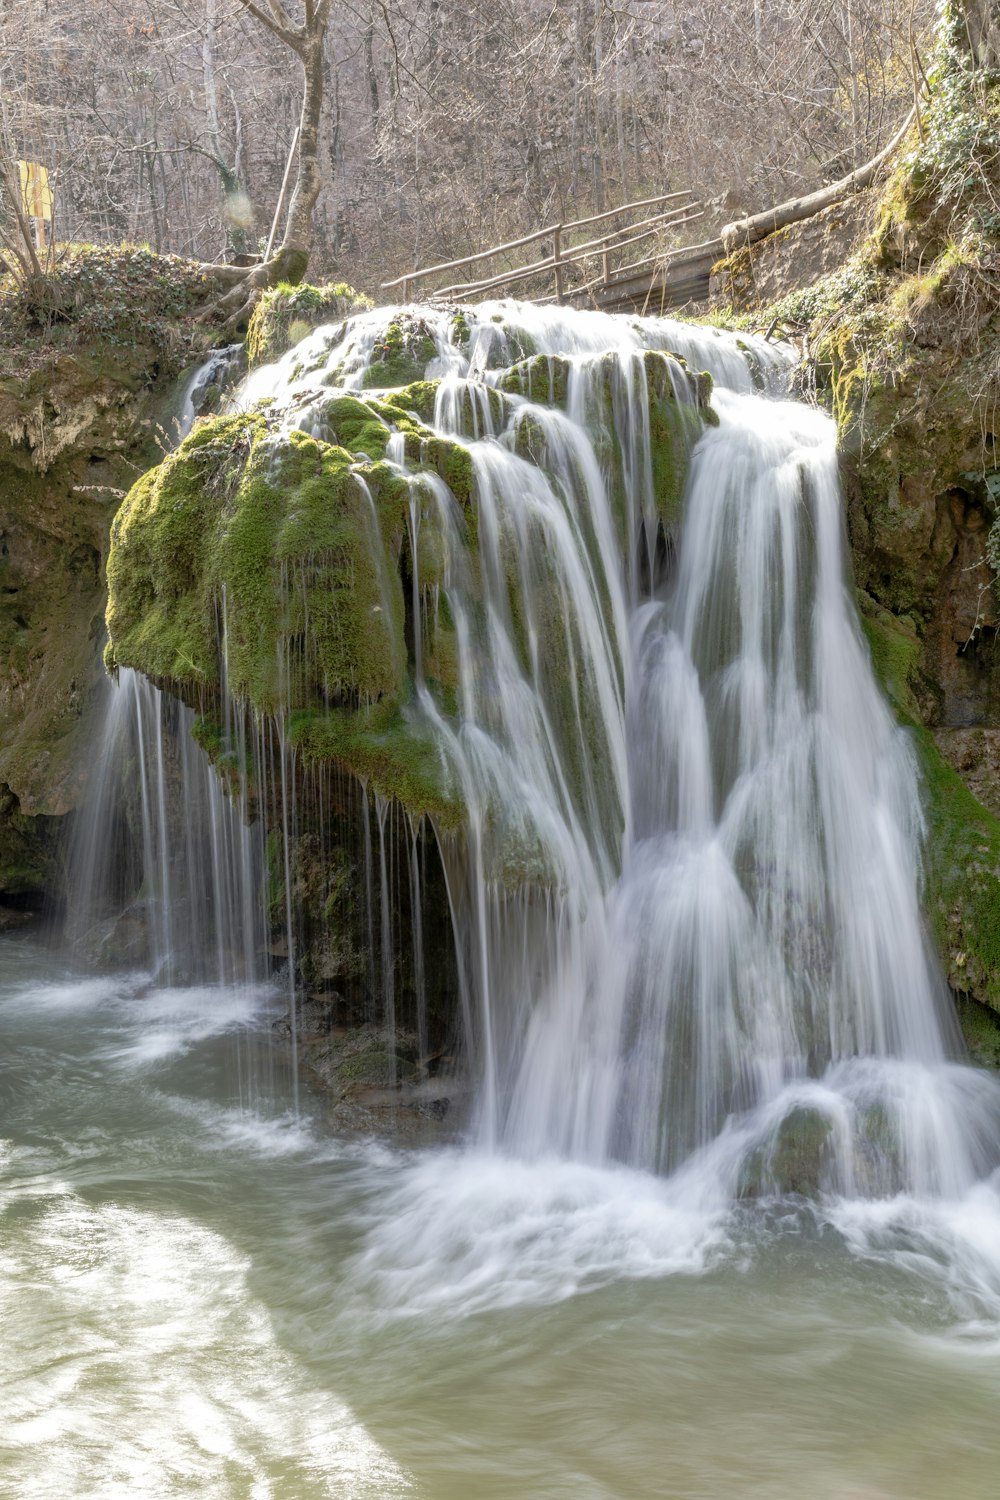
left=381, top=192, right=705, bottom=306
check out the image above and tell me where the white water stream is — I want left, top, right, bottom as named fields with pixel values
left=6, top=301, right=1000, bottom=1494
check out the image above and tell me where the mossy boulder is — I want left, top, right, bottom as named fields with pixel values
left=738, top=1107, right=835, bottom=1199
left=104, top=395, right=477, bottom=820
left=246, top=281, right=373, bottom=369
left=362, top=312, right=439, bottom=389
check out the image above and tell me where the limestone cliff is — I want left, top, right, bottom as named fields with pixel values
left=0, top=246, right=219, bottom=914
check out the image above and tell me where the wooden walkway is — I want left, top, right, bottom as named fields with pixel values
left=381, top=194, right=721, bottom=314
left=380, top=109, right=917, bottom=316
left=585, top=238, right=723, bottom=314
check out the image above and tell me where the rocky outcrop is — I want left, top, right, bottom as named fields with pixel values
left=0, top=247, right=220, bottom=912
left=710, top=194, right=877, bottom=311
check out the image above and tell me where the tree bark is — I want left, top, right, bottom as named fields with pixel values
left=955, top=0, right=1000, bottom=68
left=201, top=0, right=333, bottom=325
left=279, top=27, right=327, bottom=266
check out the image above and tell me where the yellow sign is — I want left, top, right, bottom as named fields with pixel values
left=18, top=161, right=53, bottom=222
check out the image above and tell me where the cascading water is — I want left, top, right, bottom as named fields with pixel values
left=68, top=666, right=267, bottom=990
left=228, top=298, right=1000, bottom=1208
left=12, top=301, right=1000, bottom=1498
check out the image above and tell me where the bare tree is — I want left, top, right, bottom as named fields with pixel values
left=207, top=0, right=332, bottom=323
left=0, top=0, right=938, bottom=306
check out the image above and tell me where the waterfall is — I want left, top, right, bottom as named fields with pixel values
left=69, top=348, right=264, bottom=988
left=68, top=668, right=267, bottom=988
left=102, top=298, right=1000, bottom=1205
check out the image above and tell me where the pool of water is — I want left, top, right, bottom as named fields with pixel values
left=3, top=931, right=1000, bottom=1498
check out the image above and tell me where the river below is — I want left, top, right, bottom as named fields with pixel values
left=4, top=932, right=1000, bottom=1498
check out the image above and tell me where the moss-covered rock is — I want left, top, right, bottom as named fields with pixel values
left=738, top=1107, right=835, bottom=1199
left=246, top=281, right=373, bottom=369
left=362, top=312, right=439, bottom=389
left=500, top=348, right=711, bottom=535
left=104, top=393, right=479, bottom=818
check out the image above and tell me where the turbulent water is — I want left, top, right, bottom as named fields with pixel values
left=6, top=937, right=1000, bottom=1498
left=7, top=299, right=1000, bottom=1495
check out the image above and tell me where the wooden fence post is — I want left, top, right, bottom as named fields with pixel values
left=553, top=226, right=564, bottom=302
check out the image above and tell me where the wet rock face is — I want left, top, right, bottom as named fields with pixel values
left=844, top=448, right=1000, bottom=731
left=289, top=1012, right=467, bottom=1141
left=0, top=473, right=107, bottom=819
left=738, top=1107, right=835, bottom=1199
left=923, top=492, right=1000, bottom=728
left=0, top=782, right=62, bottom=913
left=0, top=246, right=223, bottom=906
left=0, top=426, right=143, bottom=909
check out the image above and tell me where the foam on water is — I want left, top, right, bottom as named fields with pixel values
left=102, top=982, right=279, bottom=1068
left=343, top=1150, right=730, bottom=1322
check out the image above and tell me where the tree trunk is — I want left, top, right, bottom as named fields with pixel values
left=204, top=0, right=333, bottom=326
left=955, top=0, right=1000, bottom=68
left=279, top=33, right=326, bottom=272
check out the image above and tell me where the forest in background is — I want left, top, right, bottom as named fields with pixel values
left=1, top=0, right=931, bottom=297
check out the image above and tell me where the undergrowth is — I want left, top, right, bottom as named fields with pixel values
left=0, top=243, right=213, bottom=383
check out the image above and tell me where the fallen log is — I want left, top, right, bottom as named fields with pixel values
left=720, top=108, right=916, bottom=252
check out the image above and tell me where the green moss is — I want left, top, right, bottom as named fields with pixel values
left=104, top=387, right=479, bottom=822
left=246, top=281, right=372, bottom=369
left=644, top=352, right=711, bottom=525
left=499, top=355, right=569, bottom=406
left=320, top=395, right=393, bottom=460
left=270, top=246, right=310, bottom=288
left=915, top=725, right=1000, bottom=1012
left=362, top=313, right=438, bottom=389
left=382, top=380, right=439, bottom=424
left=291, top=702, right=462, bottom=826
left=424, top=437, right=475, bottom=508
left=858, top=594, right=922, bottom=719
left=498, top=347, right=710, bottom=540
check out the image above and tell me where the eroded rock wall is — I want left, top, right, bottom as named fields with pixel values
left=0, top=248, right=218, bottom=912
